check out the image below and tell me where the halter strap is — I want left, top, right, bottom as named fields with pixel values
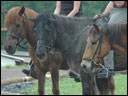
left=91, top=31, right=103, bottom=61
left=16, top=39, right=27, bottom=49
left=82, top=27, right=104, bottom=68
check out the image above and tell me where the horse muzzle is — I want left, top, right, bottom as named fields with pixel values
left=4, top=35, right=18, bottom=55
left=81, top=60, right=93, bottom=73
left=4, top=45, right=16, bottom=55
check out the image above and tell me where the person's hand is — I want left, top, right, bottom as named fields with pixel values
left=93, top=14, right=103, bottom=21
left=54, top=12, right=59, bottom=16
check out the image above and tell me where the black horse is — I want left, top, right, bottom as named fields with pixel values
left=33, top=13, right=93, bottom=78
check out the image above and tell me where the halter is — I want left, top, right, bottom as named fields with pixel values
left=86, top=17, right=108, bottom=67
left=8, top=30, right=27, bottom=50
left=16, top=39, right=27, bottom=49
left=83, top=26, right=104, bottom=67
left=15, top=9, right=37, bottom=50
left=83, top=25, right=110, bottom=78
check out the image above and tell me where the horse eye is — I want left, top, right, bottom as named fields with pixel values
left=16, top=24, right=20, bottom=28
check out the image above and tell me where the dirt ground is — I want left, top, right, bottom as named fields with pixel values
left=1, top=66, right=69, bottom=95
left=1, top=67, right=27, bottom=84
left=1, top=66, right=69, bottom=84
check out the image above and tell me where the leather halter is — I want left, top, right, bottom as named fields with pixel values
left=83, top=25, right=104, bottom=67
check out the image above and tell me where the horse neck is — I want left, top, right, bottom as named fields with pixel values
left=23, top=19, right=36, bottom=47
left=23, top=8, right=38, bottom=47
left=26, top=30, right=35, bottom=47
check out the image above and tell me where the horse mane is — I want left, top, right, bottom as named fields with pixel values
left=108, top=24, right=127, bottom=48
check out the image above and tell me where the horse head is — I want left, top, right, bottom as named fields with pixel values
left=81, top=23, right=111, bottom=74
left=4, top=6, right=38, bottom=54
left=33, top=13, right=57, bottom=60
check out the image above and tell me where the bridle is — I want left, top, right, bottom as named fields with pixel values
left=6, top=10, right=31, bottom=51
left=83, top=25, right=104, bottom=66
left=84, top=15, right=109, bottom=67
left=83, top=24, right=110, bottom=78
left=8, top=23, right=27, bottom=50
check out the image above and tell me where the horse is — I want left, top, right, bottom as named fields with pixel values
left=4, top=6, right=64, bottom=95
left=81, top=19, right=127, bottom=94
left=28, top=12, right=95, bottom=95
left=31, top=12, right=117, bottom=95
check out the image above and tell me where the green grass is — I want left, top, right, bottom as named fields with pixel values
left=20, top=74, right=127, bottom=95
left=4, top=65, right=15, bottom=68
left=114, top=74, right=127, bottom=95
left=20, top=77, right=82, bottom=95
left=4, top=64, right=28, bottom=69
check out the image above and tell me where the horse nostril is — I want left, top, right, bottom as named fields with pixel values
left=81, top=60, right=87, bottom=69
left=83, top=65, right=87, bottom=69
left=8, top=45, right=12, bottom=50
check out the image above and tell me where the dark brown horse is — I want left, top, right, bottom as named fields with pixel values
left=81, top=21, right=127, bottom=95
left=25, top=13, right=92, bottom=95
left=4, top=7, right=64, bottom=95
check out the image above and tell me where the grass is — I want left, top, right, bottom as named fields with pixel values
left=114, top=74, right=127, bottom=95
left=19, top=77, right=82, bottom=95
left=19, top=74, right=127, bottom=95
left=4, top=64, right=28, bottom=69
left=4, top=65, right=15, bottom=68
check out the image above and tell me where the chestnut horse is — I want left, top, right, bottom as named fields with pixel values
left=80, top=24, right=116, bottom=95
left=4, top=6, right=63, bottom=95
left=81, top=22, right=127, bottom=94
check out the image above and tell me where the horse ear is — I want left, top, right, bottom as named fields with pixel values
left=18, top=6, right=25, bottom=16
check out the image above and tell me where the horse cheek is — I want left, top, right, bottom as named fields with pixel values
left=100, top=37, right=111, bottom=57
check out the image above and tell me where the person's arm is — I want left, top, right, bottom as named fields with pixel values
left=54, top=1, right=61, bottom=15
left=101, top=1, right=113, bottom=16
left=93, top=1, right=113, bottom=20
left=67, top=1, right=81, bottom=17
